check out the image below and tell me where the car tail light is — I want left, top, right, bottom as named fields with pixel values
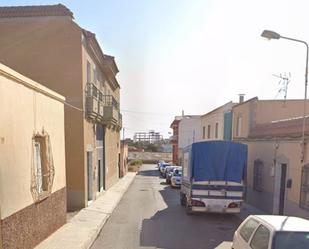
left=228, top=202, right=239, bottom=208
left=191, top=199, right=205, bottom=207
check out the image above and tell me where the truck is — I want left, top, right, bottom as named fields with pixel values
left=180, top=141, right=247, bottom=214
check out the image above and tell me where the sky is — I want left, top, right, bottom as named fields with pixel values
left=3, top=0, right=309, bottom=138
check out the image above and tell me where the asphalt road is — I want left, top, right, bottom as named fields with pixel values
left=91, top=164, right=241, bottom=249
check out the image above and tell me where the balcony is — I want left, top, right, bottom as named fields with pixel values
left=86, top=83, right=121, bottom=127
left=102, top=95, right=119, bottom=126
left=118, top=112, right=123, bottom=129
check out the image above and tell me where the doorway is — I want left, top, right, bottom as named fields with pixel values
left=96, top=124, right=105, bottom=192
left=87, top=151, right=93, bottom=201
left=273, top=163, right=287, bottom=215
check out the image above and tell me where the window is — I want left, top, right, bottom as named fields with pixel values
left=93, top=68, right=96, bottom=84
left=236, top=116, right=242, bottom=137
left=240, top=218, right=259, bottom=242
left=87, top=61, right=92, bottom=83
left=300, top=164, right=309, bottom=210
left=215, top=122, right=219, bottom=138
left=203, top=126, right=206, bottom=139
left=250, top=225, right=270, bottom=249
left=273, top=231, right=309, bottom=249
left=253, top=159, right=264, bottom=192
left=31, top=132, right=54, bottom=202
left=207, top=125, right=211, bottom=139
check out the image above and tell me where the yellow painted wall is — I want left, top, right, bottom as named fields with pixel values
left=0, top=64, right=65, bottom=219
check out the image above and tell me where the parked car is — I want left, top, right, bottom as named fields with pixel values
left=157, top=160, right=165, bottom=170
left=232, top=215, right=309, bottom=249
left=165, top=166, right=180, bottom=184
left=171, top=169, right=182, bottom=188
left=159, top=163, right=171, bottom=177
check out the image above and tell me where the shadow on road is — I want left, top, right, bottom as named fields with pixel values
left=137, top=169, right=160, bottom=177
left=139, top=170, right=242, bottom=249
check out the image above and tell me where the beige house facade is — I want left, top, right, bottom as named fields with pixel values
left=200, top=101, right=234, bottom=141
left=232, top=97, right=309, bottom=218
left=0, top=4, right=122, bottom=210
left=0, top=63, right=66, bottom=249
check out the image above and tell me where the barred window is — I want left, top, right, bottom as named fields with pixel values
left=31, top=132, right=54, bottom=202
left=300, top=164, right=309, bottom=210
left=253, top=159, right=263, bottom=192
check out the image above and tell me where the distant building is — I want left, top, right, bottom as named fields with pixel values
left=170, top=116, right=184, bottom=164
left=133, top=130, right=163, bottom=143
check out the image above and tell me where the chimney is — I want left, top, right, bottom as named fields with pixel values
left=239, top=94, right=245, bottom=103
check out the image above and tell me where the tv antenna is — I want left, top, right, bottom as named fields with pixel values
left=273, top=72, right=291, bottom=100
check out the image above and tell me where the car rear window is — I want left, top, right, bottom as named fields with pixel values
left=239, top=218, right=259, bottom=242
left=273, top=231, right=309, bottom=249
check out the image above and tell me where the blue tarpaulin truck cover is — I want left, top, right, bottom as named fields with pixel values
left=190, top=141, right=247, bottom=183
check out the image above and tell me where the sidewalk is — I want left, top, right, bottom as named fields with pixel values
left=237, top=202, right=267, bottom=220
left=35, top=172, right=137, bottom=249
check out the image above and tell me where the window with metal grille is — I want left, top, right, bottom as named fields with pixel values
left=253, top=159, right=263, bottom=192
left=31, top=132, right=54, bottom=202
left=207, top=125, right=211, bottom=139
left=300, top=164, right=309, bottom=210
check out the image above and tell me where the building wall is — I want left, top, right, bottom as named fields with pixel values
left=178, top=117, right=202, bottom=149
left=0, top=64, right=66, bottom=249
left=201, top=102, right=234, bottom=141
left=105, top=128, right=120, bottom=189
left=232, top=98, right=309, bottom=139
left=81, top=44, right=121, bottom=194
left=246, top=140, right=309, bottom=219
left=0, top=16, right=86, bottom=211
left=120, top=143, right=129, bottom=177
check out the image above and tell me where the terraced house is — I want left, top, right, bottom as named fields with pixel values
left=0, top=4, right=122, bottom=210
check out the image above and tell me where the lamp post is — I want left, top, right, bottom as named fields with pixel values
left=261, top=30, right=309, bottom=161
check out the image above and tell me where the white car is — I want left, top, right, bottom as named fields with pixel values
left=232, top=215, right=309, bottom=249
left=171, top=169, right=182, bottom=188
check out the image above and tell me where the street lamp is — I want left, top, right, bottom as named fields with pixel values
left=261, top=30, right=309, bottom=161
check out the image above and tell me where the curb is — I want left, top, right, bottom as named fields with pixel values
left=35, top=172, right=137, bottom=249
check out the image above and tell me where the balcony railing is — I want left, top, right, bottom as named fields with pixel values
left=86, top=83, right=121, bottom=127
left=118, top=112, right=123, bottom=129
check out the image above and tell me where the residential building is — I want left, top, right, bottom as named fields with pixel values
left=133, top=130, right=163, bottom=143
left=178, top=115, right=202, bottom=165
left=0, top=4, right=122, bottom=210
left=0, top=63, right=66, bottom=249
left=232, top=97, right=309, bottom=218
left=200, top=101, right=235, bottom=141
left=170, top=116, right=183, bottom=164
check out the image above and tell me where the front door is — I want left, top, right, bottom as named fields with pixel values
left=279, top=164, right=287, bottom=215
left=273, top=163, right=287, bottom=214
left=87, top=151, right=93, bottom=201
left=96, top=124, right=105, bottom=191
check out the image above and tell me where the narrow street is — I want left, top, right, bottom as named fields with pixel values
left=91, top=164, right=242, bottom=249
